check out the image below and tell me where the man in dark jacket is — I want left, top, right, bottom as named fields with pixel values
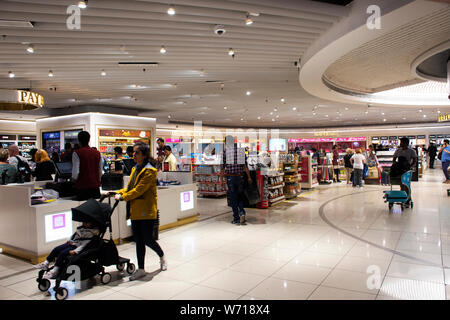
left=427, top=142, right=437, bottom=169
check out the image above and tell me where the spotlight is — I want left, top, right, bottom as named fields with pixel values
left=228, top=48, right=235, bottom=56
left=246, top=91, right=251, bottom=96
left=8, top=71, right=15, bottom=78
left=292, top=107, right=297, bottom=111
left=48, top=70, right=53, bottom=77
left=160, top=46, right=166, bottom=54
left=78, top=1, right=87, bottom=9
left=281, top=98, right=285, bottom=103
left=26, top=44, right=34, bottom=53
left=167, top=7, right=175, bottom=15
left=101, top=69, right=106, bottom=76
left=245, top=13, right=253, bottom=25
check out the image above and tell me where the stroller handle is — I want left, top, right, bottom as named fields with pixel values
left=99, top=192, right=117, bottom=203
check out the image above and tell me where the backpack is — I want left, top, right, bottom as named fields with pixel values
left=15, top=156, right=32, bottom=183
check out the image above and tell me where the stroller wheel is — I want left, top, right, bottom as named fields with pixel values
left=55, top=287, right=68, bottom=301
left=101, top=272, right=112, bottom=285
left=126, top=263, right=136, bottom=275
left=388, top=203, right=393, bottom=210
left=116, top=263, right=125, bottom=272
left=38, top=279, right=51, bottom=292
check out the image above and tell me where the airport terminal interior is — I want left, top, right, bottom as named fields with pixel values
left=0, top=0, right=450, bottom=301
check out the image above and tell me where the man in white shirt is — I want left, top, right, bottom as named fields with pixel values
left=351, top=148, right=366, bottom=188
left=163, top=146, right=177, bottom=171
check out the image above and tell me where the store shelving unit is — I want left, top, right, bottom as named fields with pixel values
left=282, top=154, right=299, bottom=199
left=193, top=164, right=227, bottom=197
left=98, top=129, right=150, bottom=162
left=298, top=154, right=319, bottom=189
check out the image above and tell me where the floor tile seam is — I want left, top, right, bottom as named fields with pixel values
left=307, top=284, right=379, bottom=299
left=318, top=190, right=448, bottom=269
left=0, top=268, right=35, bottom=281
left=2, top=274, right=38, bottom=288
left=375, top=235, right=400, bottom=299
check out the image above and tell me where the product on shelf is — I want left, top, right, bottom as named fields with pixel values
left=194, top=164, right=227, bottom=197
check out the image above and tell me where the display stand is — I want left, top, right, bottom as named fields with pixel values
left=298, top=154, right=318, bottom=189
left=193, top=164, right=227, bottom=197
left=281, top=154, right=299, bottom=199
left=318, top=153, right=333, bottom=184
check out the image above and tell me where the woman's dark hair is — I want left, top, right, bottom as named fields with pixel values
left=163, top=145, right=172, bottom=152
left=114, top=146, right=123, bottom=154
left=78, top=131, right=90, bottom=146
left=29, top=148, right=38, bottom=162
left=133, top=142, right=150, bottom=159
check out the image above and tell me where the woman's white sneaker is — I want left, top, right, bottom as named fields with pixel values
left=34, top=260, right=50, bottom=271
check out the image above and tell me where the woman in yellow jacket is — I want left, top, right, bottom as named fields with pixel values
left=113, top=142, right=167, bottom=281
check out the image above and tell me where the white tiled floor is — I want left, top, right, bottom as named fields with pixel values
left=2, top=168, right=450, bottom=300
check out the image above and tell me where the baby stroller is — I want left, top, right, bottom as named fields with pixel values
left=383, top=170, right=413, bottom=211
left=36, top=196, right=136, bottom=300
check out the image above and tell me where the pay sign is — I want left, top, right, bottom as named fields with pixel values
left=17, top=90, right=44, bottom=107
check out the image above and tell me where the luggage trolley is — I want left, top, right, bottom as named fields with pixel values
left=383, top=170, right=413, bottom=211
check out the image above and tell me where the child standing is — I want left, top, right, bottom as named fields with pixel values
left=351, top=148, right=365, bottom=188
left=34, top=222, right=100, bottom=279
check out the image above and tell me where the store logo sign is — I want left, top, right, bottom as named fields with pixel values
left=180, top=191, right=194, bottom=211
left=52, top=214, right=66, bottom=230
left=183, top=192, right=190, bottom=203
left=17, top=90, right=44, bottom=107
left=438, top=114, right=450, bottom=122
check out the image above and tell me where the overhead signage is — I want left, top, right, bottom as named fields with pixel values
left=417, top=135, right=426, bottom=139
left=17, top=90, right=44, bottom=108
left=0, top=134, right=17, bottom=141
left=18, top=135, right=36, bottom=140
left=180, top=191, right=194, bottom=211
left=437, top=135, right=444, bottom=138
left=371, top=137, right=379, bottom=141
left=389, top=136, right=398, bottom=140
left=43, top=132, right=60, bottom=139
left=408, top=136, right=416, bottom=139
left=429, top=135, right=436, bottom=139
left=45, top=211, right=73, bottom=243
left=380, top=136, right=388, bottom=140
left=313, top=131, right=338, bottom=137
left=438, top=114, right=450, bottom=122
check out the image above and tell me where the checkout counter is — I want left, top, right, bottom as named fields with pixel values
left=0, top=171, right=198, bottom=263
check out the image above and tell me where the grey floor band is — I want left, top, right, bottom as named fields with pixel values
left=318, top=189, right=448, bottom=269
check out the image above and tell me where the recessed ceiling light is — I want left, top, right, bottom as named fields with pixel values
left=381, top=112, right=385, bottom=115
left=281, top=98, right=285, bottom=103
left=419, top=109, right=423, bottom=112
left=224, top=106, right=227, bottom=110
left=402, top=117, right=406, bottom=120
left=274, top=108, right=278, bottom=112
left=160, top=46, right=166, bottom=54
left=167, top=7, right=175, bottom=15
left=325, top=114, right=329, bottom=117
left=48, top=70, right=53, bottom=77
left=257, top=116, right=261, bottom=120
left=78, top=1, right=87, bottom=9
left=245, top=13, right=253, bottom=25
left=26, top=44, right=34, bottom=53
left=8, top=71, right=15, bottom=78
left=272, top=118, right=275, bottom=121
left=345, top=107, right=349, bottom=110
left=101, top=69, right=106, bottom=76
left=313, top=112, right=316, bottom=116
left=383, top=119, right=387, bottom=122
left=228, top=48, right=235, bottom=56
left=365, top=111, right=369, bottom=114
left=246, top=91, right=251, bottom=96
left=423, top=114, right=427, bottom=118
left=199, top=69, right=204, bottom=76
left=241, top=118, right=244, bottom=121
left=168, top=115, right=171, bottom=119
left=437, top=110, right=441, bottom=113
left=276, top=115, right=279, bottom=118
left=270, top=112, right=273, bottom=115
left=292, top=107, right=297, bottom=111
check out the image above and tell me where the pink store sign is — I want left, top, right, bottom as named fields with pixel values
left=335, top=137, right=366, bottom=142
left=166, top=138, right=181, bottom=143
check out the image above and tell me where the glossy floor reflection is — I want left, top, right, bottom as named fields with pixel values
left=1, top=168, right=449, bottom=300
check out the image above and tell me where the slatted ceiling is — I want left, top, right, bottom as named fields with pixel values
left=324, top=6, right=450, bottom=94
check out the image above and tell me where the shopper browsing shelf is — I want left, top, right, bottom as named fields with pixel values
left=427, top=141, right=437, bottom=169
left=0, top=148, right=17, bottom=184
left=221, top=135, right=252, bottom=225
left=439, top=139, right=450, bottom=184
left=33, top=149, right=56, bottom=181
left=111, top=142, right=167, bottom=280
left=393, top=137, right=417, bottom=173
left=332, top=145, right=341, bottom=183
left=156, top=138, right=166, bottom=170
left=343, top=148, right=354, bottom=185
left=60, top=143, right=73, bottom=163
left=351, top=148, right=365, bottom=188
left=72, top=131, right=102, bottom=200
left=163, top=146, right=177, bottom=171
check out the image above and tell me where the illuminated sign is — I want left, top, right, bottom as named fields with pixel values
left=166, top=138, right=181, bottom=143
left=45, top=211, right=73, bottom=243
left=438, top=114, right=450, bottom=122
left=17, top=90, right=44, bottom=107
left=314, top=131, right=338, bottom=137
left=335, top=137, right=366, bottom=142
left=269, top=139, right=286, bottom=152
left=180, top=191, right=194, bottom=211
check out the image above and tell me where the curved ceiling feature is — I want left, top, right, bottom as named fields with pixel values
left=412, top=40, right=450, bottom=82
left=299, top=0, right=450, bottom=107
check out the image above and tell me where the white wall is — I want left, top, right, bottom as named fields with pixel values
left=0, top=119, right=36, bottom=135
